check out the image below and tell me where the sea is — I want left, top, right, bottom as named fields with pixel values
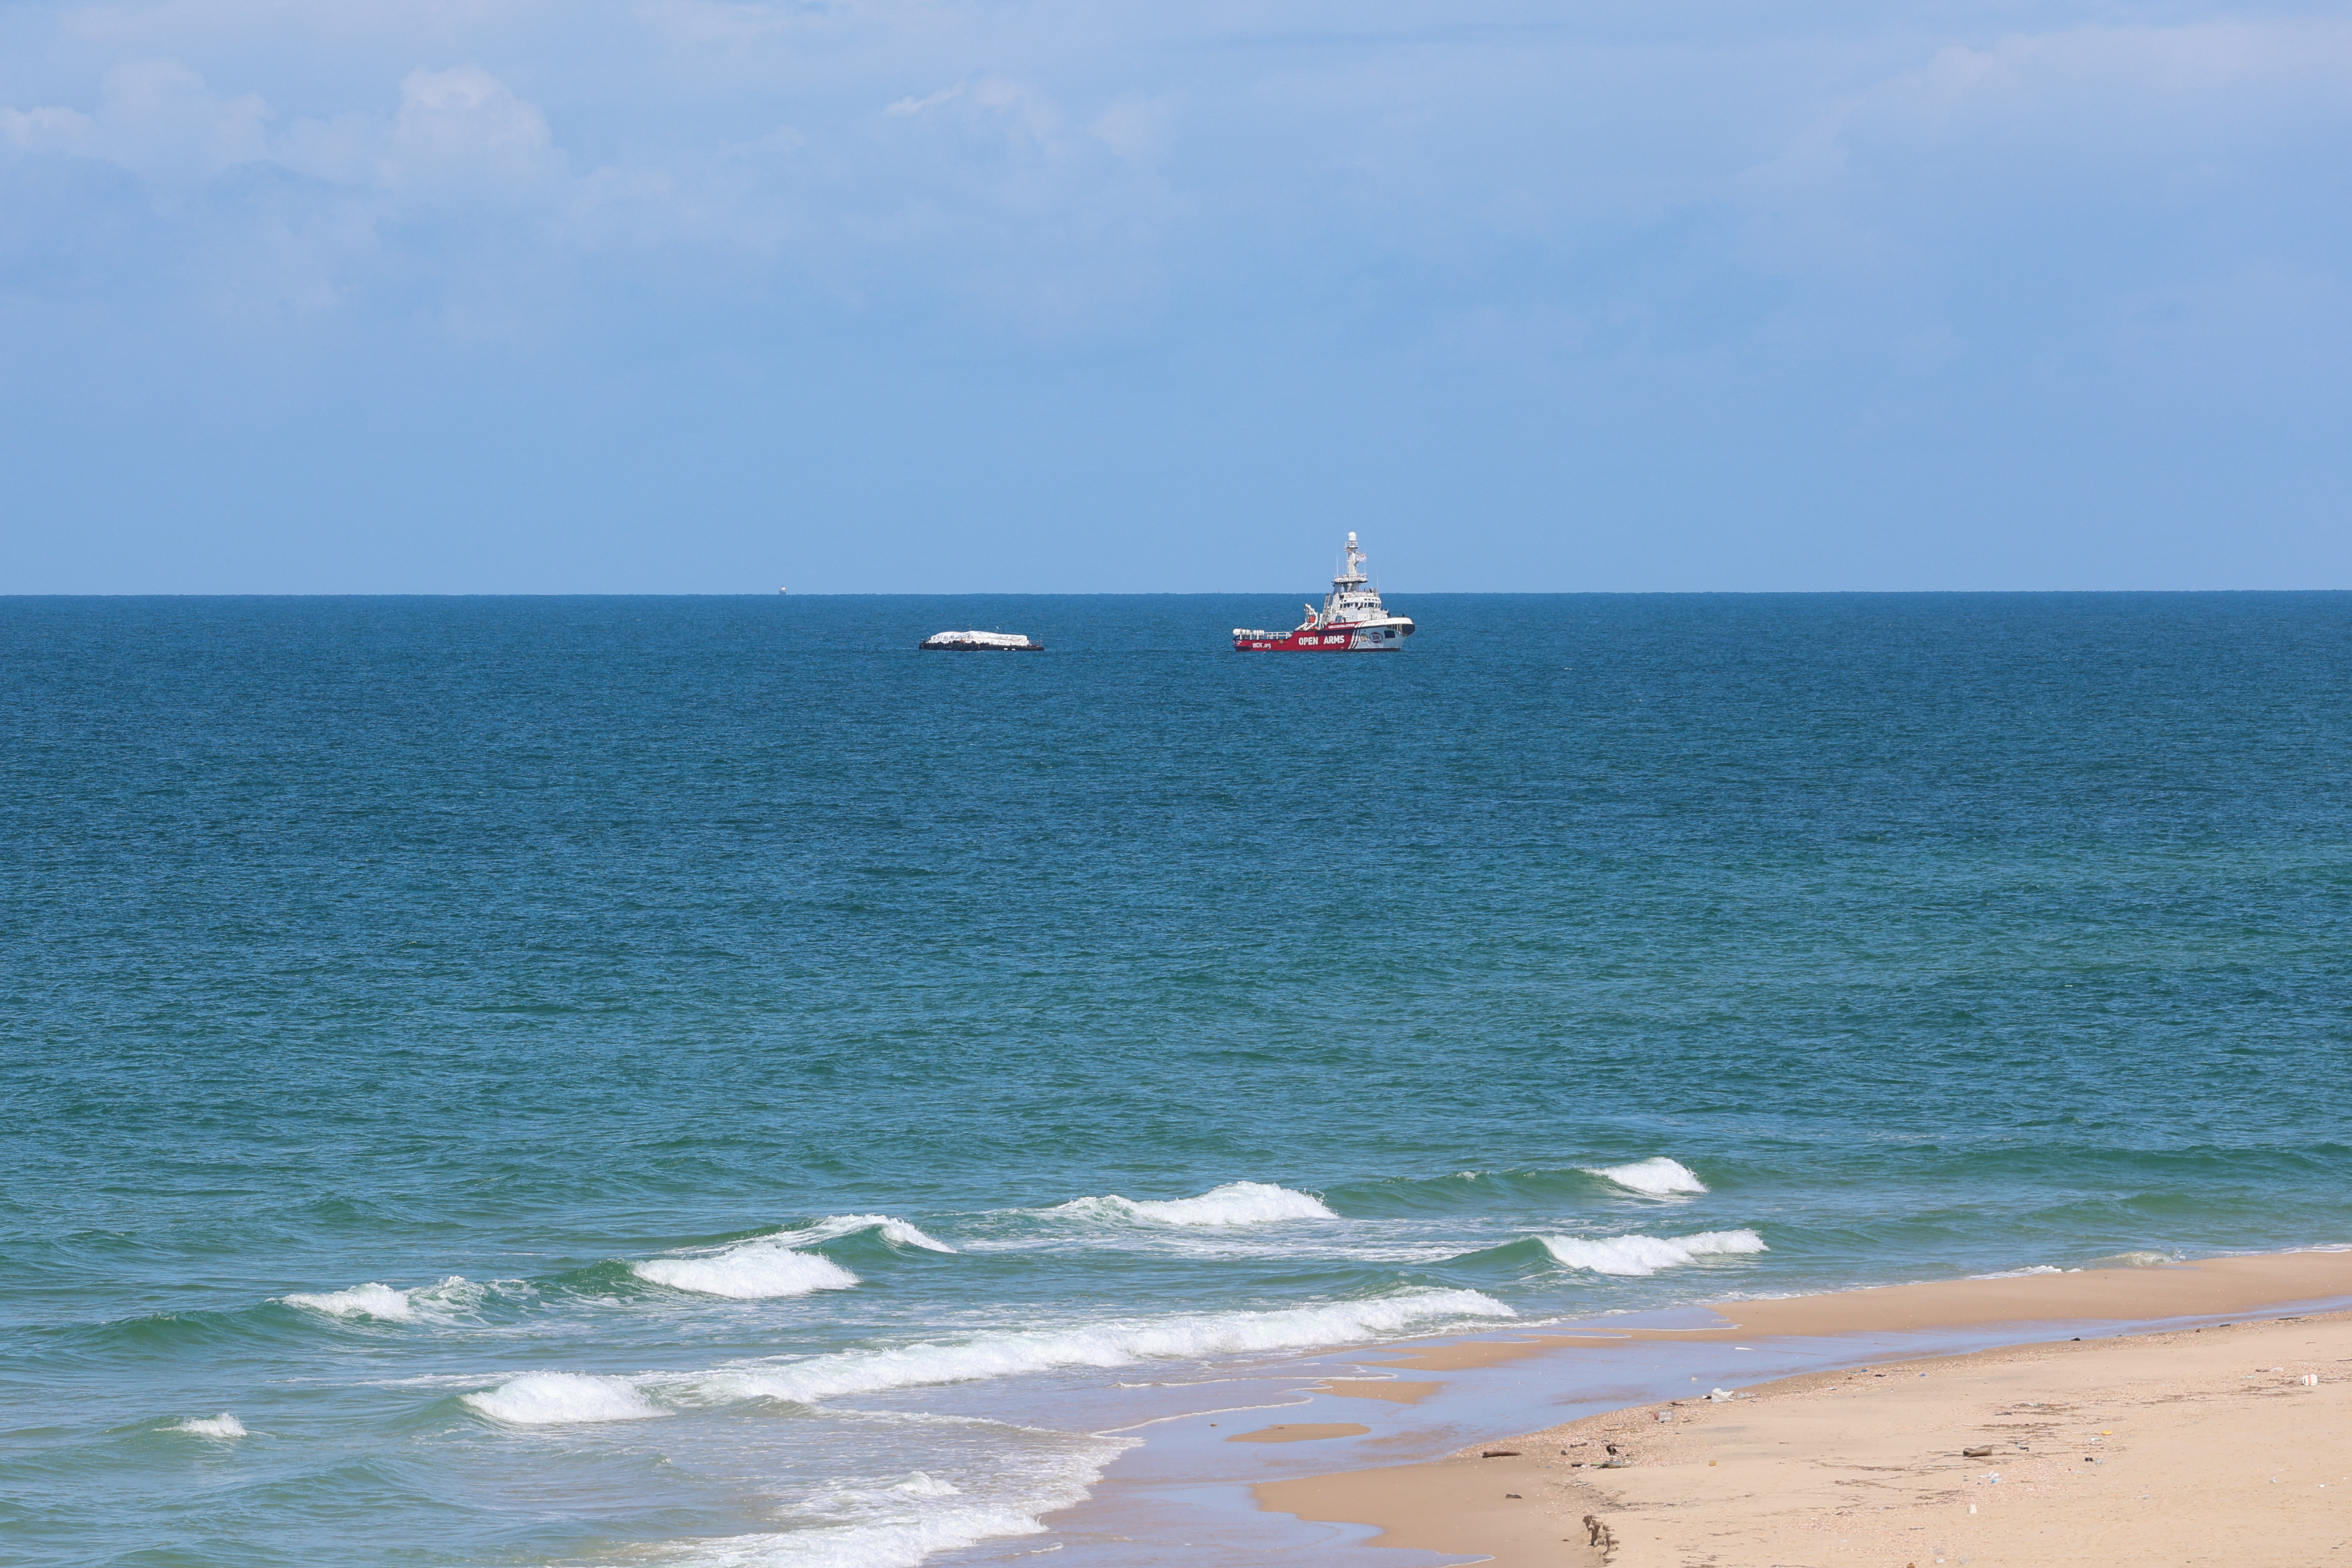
left=4, top=591, right=2350, bottom=1568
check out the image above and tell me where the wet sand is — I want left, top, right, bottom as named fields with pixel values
left=1312, top=1378, right=1442, bottom=1405
left=1228, top=1422, right=1373, bottom=1443
left=1257, top=1250, right=2352, bottom=1567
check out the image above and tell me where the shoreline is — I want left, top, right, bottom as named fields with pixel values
left=1248, top=1249, right=2352, bottom=1567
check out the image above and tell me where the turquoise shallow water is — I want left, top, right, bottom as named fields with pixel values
left=4, top=591, right=2350, bottom=1567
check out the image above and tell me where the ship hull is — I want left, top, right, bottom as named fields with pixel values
left=1232, top=623, right=1411, bottom=652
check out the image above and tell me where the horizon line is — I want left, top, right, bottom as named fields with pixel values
left=6, top=587, right=2351, bottom=600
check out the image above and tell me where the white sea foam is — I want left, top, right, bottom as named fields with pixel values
left=673, top=1501, right=1061, bottom=1568
left=1582, top=1157, right=1709, bottom=1197
left=1537, top=1230, right=1767, bottom=1277
left=173, top=1413, right=247, bottom=1438
left=1053, top=1181, right=1338, bottom=1226
left=280, top=1276, right=483, bottom=1323
left=673, top=1290, right=1510, bottom=1409
left=457, top=1292, right=1511, bottom=1428
left=280, top=1282, right=417, bottom=1321
left=635, top=1243, right=862, bottom=1300
left=632, top=1215, right=952, bottom=1298
left=765, top=1215, right=958, bottom=1254
left=461, top=1372, right=666, bottom=1425
left=662, top=1449, right=1130, bottom=1568
left=1973, top=1253, right=2184, bottom=1280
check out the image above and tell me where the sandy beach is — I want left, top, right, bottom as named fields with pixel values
left=1258, top=1251, right=2352, bottom=1567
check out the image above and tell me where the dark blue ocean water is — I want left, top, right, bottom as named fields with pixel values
left=4, top=592, right=2350, bottom=1568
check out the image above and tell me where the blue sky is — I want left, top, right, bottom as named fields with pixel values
left=2, top=0, right=2346, bottom=592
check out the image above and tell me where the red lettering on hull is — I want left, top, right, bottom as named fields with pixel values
left=1230, top=631, right=1398, bottom=651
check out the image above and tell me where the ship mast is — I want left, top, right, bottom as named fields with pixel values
left=1316, top=531, right=1370, bottom=626
left=1336, top=531, right=1369, bottom=589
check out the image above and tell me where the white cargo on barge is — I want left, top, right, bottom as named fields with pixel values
left=921, top=630, right=1043, bottom=651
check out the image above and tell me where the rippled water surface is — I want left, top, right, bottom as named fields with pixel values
left=5, top=592, right=2350, bottom=1566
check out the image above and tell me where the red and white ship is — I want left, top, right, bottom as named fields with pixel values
left=1233, top=533, right=1416, bottom=652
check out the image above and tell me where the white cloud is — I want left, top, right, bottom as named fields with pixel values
left=2, top=57, right=268, bottom=184
left=886, top=85, right=962, bottom=117
left=0, top=103, right=95, bottom=152
left=0, top=53, right=579, bottom=315
left=1746, top=18, right=2352, bottom=249
left=1, top=55, right=563, bottom=201
left=0, top=0, right=2346, bottom=340
left=378, top=65, right=561, bottom=195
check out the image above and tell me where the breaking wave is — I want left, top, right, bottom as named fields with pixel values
left=764, top=1215, right=958, bottom=1254
left=279, top=1277, right=483, bottom=1324
left=1536, top=1229, right=1767, bottom=1277
left=630, top=1216, right=951, bottom=1299
left=172, top=1413, right=247, bottom=1438
left=459, top=1290, right=1511, bottom=1425
left=462, top=1372, right=666, bottom=1426
left=1052, top=1182, right=1337, bottom=1226
left=634, top=1244, right=862, bottom=1300
left=673, top=1290, right=1508, bottom=1408
left=1582, top=1158, right=1709, bottom=1197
